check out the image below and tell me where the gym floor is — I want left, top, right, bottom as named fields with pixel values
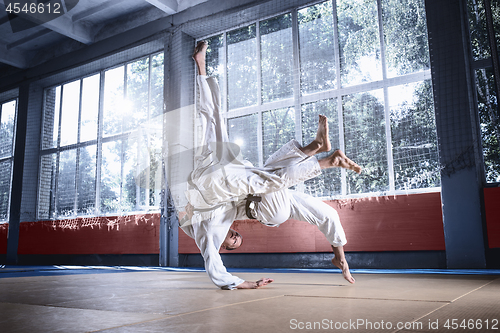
left=0, top=266, right=499, bottom=332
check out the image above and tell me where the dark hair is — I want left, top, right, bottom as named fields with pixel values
left=225, top=234, right=243, bottom=250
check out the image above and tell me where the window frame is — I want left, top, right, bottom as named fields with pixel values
left=38, top=51, right=164, bottom=220
left=466, top=0, right=500, bottom=185
left=196, top=0, right=440, bottom=199
left=0, top=98, right=18, bottom=223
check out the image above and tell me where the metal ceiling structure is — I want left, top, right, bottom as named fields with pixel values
left=0, top=0, right=207, bottom=72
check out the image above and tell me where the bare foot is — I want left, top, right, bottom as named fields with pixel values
left=320, top=149, right=362, bottom=173
left=315, top=114, right=331, bottom=153
left=193, top=41, right=207, bottom=75
left=332, top=257, right=355, bottom=284
left=299, top=115, right=332, bottom=156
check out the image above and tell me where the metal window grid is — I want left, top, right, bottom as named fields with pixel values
left=38, top=52, right=164, bottom=220
left=466, top=0, right=500, bottom=184
left=0, top=98, right=18, bottom=222
left=196, top=0, right=437, bottom=199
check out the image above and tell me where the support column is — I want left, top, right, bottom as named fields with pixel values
left=425, top=0, right=486, bottom=268
left=160, top=31, right=196, bottom=267
left=6, top=84, right=29, bottom=264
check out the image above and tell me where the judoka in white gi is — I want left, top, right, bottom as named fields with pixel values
left=179, top=41, right=362, bottom=290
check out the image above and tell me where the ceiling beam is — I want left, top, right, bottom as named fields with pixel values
left=72, top=0, right=128, bottom=22
left=0, top=44, right=28, bottom=68
left=145, top=0, right=178, bottom=15
left=26, top=13, right=93, bottom=44
left=6, top=28, right=52, bottom=50
left=177, top=0, right=208, bottom=12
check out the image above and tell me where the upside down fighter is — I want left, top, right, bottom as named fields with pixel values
left=179, top=41, right=362, bottom=290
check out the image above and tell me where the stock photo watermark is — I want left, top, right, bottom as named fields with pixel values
left=3, top=0, right=79, bottom=33
left=290, top=318, right=499, bottom=331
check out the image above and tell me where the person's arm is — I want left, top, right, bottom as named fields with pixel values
left=236, top=278, right=274, bottom=289
left=198, top=233, right=275, bottom=289
left=192, top=206, right=275, bottom=290
left=196, top=229, right=245, bottom=290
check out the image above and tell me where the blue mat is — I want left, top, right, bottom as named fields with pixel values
left=1, top=265, right=500, bottom=279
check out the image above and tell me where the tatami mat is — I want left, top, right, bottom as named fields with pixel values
left=0, top=266, right=499, bottom=332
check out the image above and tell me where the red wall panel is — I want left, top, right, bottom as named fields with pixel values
left=179, top=192, right=445, bottom=254
left=0, top=223, right=7, bottom=254
left=1, top=192, right=448, bottom=256
left=484, top=187, right=500, bottom=249
left=16, top=214, right=160, bottom=255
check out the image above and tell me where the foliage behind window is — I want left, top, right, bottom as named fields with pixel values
left=0, top=99, right=17, bottom=221
left=203, top=0, right=440, bottom=197
left=468, top=0, right=500, bottom=183
left=39, top=53, right=164, bottom=219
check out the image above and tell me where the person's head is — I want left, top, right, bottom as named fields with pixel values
left=221, top=228, right=243, bottom=250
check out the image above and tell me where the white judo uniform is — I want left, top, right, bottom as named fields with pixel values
left=179, top=75, right=347, bottom=290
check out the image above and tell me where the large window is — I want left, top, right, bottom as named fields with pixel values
left=467, top=0, right=500, bottom=183
left=38, top=52, right=164, bottom=219
left=0, top=99, right=17, bottom=221
left=202, top=0, right=440, bottom=198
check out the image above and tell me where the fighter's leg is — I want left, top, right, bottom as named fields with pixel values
left=318, top=149, right=362, bottom=174
left=194, top=42, right=224, bottom=128
left=288, top=191, right=355, bottom=284
left=192, top=41, right=231, bottom=154
left=299, top=114, right=331, bottom=156
left=331, top=245, right=355, bottom=284
left=187, top=41, right=241, bottom=207
left=295, top=113, right=361, bottom=173
left=193, top=40, right=207, bottom=76
left=193, top=41, right=218, bottom=132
